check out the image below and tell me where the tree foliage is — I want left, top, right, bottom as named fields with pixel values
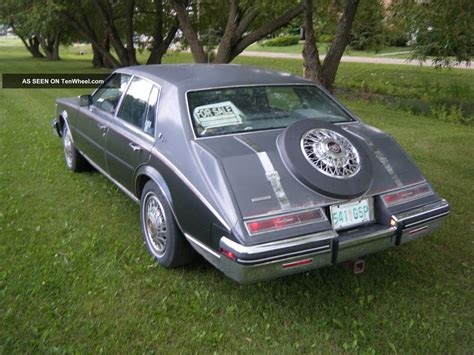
left=389, top=0, right=473, bottom=67
left=0, top=0, right=70, bottom=60
left=350, top=0, right=385, bottom=51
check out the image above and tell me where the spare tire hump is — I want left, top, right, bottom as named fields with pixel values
left=278, top=119, right=373, bottom=199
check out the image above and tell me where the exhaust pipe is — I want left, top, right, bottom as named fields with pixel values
left=345, top=259, right=365, bottom=274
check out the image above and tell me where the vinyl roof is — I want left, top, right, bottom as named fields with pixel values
left=117, top=64, right=311, bottom=91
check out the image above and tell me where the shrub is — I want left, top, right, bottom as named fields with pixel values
left=319, top=34, right=335, bottom=43
left=262, top=35, right=299, bottom=47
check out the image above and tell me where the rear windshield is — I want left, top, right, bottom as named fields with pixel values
left=187, top=85, right=353, bottom=137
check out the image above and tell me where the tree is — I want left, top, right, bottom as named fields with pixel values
left=170, top=0, right=305, bottom=63
left=388, top=0, right=473, bottom=67
left=0, top=0, right=65, bottom=60
left=350, top=0, right=386, bottom=51
left=59, top=0, right=179, bottom=68
left=302, top=0, right=360, bottom=92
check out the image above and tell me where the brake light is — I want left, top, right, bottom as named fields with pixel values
left=245, top=209, right=324, bottom=235
left=382, top=184, right=432, bottom=207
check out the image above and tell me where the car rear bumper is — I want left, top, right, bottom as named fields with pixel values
left=186, top=199, right=449, bottom=284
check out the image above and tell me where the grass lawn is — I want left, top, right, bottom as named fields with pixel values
left=247, top=41, right=412, bottom=59
left=1, top=42, right=473, bottom=353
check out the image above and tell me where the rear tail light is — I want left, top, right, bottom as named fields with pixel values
left=245, top=208, right=324, bottom=235
left=382, top=184, right=433, bottom=207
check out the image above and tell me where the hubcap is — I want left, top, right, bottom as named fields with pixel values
left=63, top=127, right=74, bottom=168
left=301, top=128, right=360, bottom=178
left=143, top=193, right=167, bottom=257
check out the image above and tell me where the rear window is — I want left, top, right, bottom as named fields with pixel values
left=187, top=85, right=353, bottom=137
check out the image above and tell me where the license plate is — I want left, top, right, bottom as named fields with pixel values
left=330, top=198, right=373, bottom=231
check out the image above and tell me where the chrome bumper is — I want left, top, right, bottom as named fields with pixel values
left=186, top=199, right=449, bottom=284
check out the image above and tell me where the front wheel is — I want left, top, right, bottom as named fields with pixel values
left=140, top=180, right=195, bottom=267
left=62, top=125, right=88, bottom=172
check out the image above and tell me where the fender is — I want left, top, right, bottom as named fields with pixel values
left=134, top=164, right=173, bottom=209
left=56, top=110, right=70, bottom=137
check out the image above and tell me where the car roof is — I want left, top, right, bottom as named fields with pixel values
left=116, top=64, right=311, bottom=91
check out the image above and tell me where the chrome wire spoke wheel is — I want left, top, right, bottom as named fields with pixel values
left=63, top=126, right=74, bottom=168
left=301, top=128, right=360, bottom=178
left=144, top=193, right=168, bottom=257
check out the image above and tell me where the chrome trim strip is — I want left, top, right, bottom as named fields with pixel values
left=342, top=126, right=404, bottom=187
left=151, top=146, right=231, bottom=231
left=185, top=233, right=221, bottom=259
left=403, top=212, right=449, bottom=228
left=339, top=226, right=397, bottom=247
left=80, top=151, right=139, bottom=204
left=394, top=199, right=449, bottom=223
left=235, top=135, right=291, bottom=210
left=243, top=204, right=329, bottom=220
left=236, top=245, right=330, bottom=264
left=381, top=183, right=434, bottom=207
left=220, top=229, right=337, bottom=256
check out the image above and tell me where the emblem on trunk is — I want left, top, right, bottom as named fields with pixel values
left=301, top=128, right=360, bottom=178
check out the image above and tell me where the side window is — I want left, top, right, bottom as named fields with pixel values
left=92, top=73, right=131, bottom=114
left=144, top=86, right=159, bottom=136
left=117, top=77, right=154, bottom=130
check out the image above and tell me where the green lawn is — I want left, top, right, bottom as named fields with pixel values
left=247, top=41, right=412, bottom=59
left=1, top=42, right=473, bottom=353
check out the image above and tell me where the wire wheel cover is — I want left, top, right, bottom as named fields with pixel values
left=144, top=194, right=168, bottom=256
left=301, top=128, right=360, bottom=178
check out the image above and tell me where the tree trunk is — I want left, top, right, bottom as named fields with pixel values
left=61, top=10, right=121, bottom=68
left=172, top=0, right=304, bottom=64
left=39, top=35, right=54, bottom=60
left=92, top=44, right=104, bottom=67
left=302, top=0, right=322, bottom=84
left=302, top=0, right=360, bottom=92
left=49, top=32, right=61, bottom=60
left=17, top=33, right=44, bottom=58
left=146, top=0, right=179, bottom=64
left=320, top=0, right=360, bottom=91
left=125, top=0, right=138, bottom=65
left=228, top=3, right=305, bottom=62
left=170, top=0, right=207, bottom=63
left=93, top=0, right=132, bottom=66
left=147, top=24, right=179, bottom=64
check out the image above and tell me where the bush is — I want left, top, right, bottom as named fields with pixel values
left=319, top=34, right=335, bottom=43
left=262, top=35, right=299, bottom=47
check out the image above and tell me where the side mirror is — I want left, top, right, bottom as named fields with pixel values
left=79, top=94, right=92, bottom=107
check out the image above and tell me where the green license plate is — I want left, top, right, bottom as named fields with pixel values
left=330, top=198, right=373, bottom=231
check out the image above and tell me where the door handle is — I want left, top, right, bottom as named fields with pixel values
left=98, top=123, right=107, bottom=131
left=129, top=142, right=142, bottom=152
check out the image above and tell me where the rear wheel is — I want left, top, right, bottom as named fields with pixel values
left=63, top=125, right=88, bottom=172
left=140, top=180, right=195, bottom=267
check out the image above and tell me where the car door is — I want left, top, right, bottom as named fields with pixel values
left=105, top=76, right=159, bottom=191
left=74, top=73, right=131, bottom=169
